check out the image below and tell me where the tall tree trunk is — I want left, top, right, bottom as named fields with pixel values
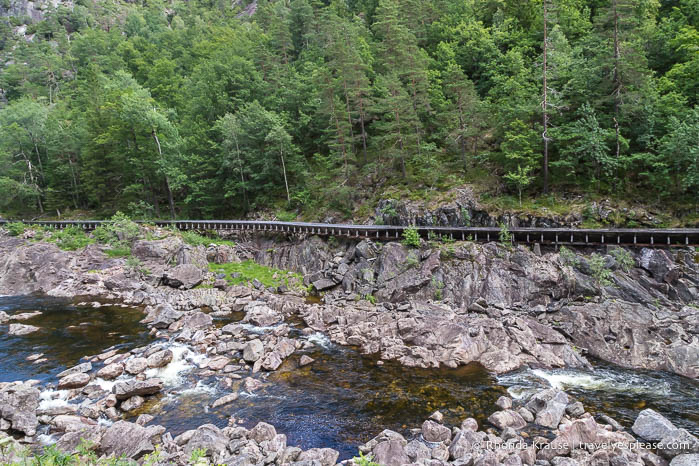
left=542, top=0, right=550, bottom=194
left=279, top=143, right=291, bottom=204
left=612, top=0, right=621, bottom=162
left=232, top=130, right=248, bottom=211
left=152, top=131, right=175, bottom=219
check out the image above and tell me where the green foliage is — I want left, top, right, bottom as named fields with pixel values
left=498, top=223, right=512, bottom=244
left=188, top=448, right=207, bottom=464
left=588, top=253, right=613, bottom=287
left=364, top=294, right=377, bottom=305
left=179, top=230, right=235, bottom=248
left=209, top=260, right=303, bottom=290
left=559, top=246, right=579, bottom=267
left=353, top=451, right=380, bottom=466
left=0, top=0, right=697, bottom=219
left=104, top=246, right=131, bottom=258
left=92, top=212, right=140, bottom=246
left=5, top=222, right=27, bottom=236
left=405, top=251, right=419, bottom=268
left=48, top=227, right=95, bottom=251
left=402, top=226, right=421, bottom=248
left=610, top=248, right=635, bottom=272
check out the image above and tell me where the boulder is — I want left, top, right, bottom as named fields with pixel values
left=96, top=363, right=124, bottom=380
left=8, top=323, right=40, bottom=335
left=312, top=278, right=337, bottom=291
left=124, top=357, right=148, bottom=375
left=100, top=420, right=155, bottom=459
left=146, top=349, right=173, bottom=368
left=373, top=439, right=410, bottom=466
left=496, top=396, right=513, bottom=410
left=243, top=339, right=264, bottom=362
left=243, top=302, right=281, bottom=327
left=121, top=396, right=144, bottom=412
left=249, top=422, right=277, bottom=443
left=299, top=355, right=314, bottom=366
left=161, top=263, right=204, bottom=289
left=296, top=448, right=340, bottom=466
left=534, top=391, right=569, bottom=428
left=180, top=311, right=213, bottom=331
left=57, top=372, right=91, bottom=389
left=183, top=424, right=228, bottom=458
left=488, top=410, right=527, bottom=430
left=670, top=454, right=699, bottom=466
left=112, top=378, right=163, bottom=400
left=632, top=409, right=678, bottom=441
left=421, top=419, right=452, bottom=443
left=658, top=429, right=699, bottom=459
left=57, top=362, right=92, bottom=378
left=262, top=352, right=283, bottom=371
left=0, top=383, right=40, bottom=436
left=145, top=303, right=183, bottom=329
left=55, top=425, right=103, bottom=454
left=211, top=393, right=239, bottom=409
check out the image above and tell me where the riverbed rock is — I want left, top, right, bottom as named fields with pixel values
left=243, top=339, right=264, bottom=362
left=180, top=311, right=213, bottom=332
left=670, top=454, right=699, bottom=466
left=146, top=349, right=173, bottom=368
left=632, top=409, right=678, bottom=441
left=56, top=362, right=93, bottom=378
left=113, top=378, right=163, bottom=400
left=55, top=425, right=103, bottom=454
left=488, top=410, right=527, bottom=430
left=299, top=355, right=314, bottom=366
left=183, top=424, right=229, bottom=458
left=249, top=422, right=277, bottom=443
left=57, top=372, right=91, bottom=389
left=261, top=351, right=283, bottom=371
left=0, top=382, right=39, bottom=436
left=296, top=447, right=340, bottom=466
left=534, top=391, right=569, bottom=428
left=421, top=419, right=452, bottom=443
left=144, top=303, right=184, bottom=329
left=161, top=264, right=204, bottom=289
left=100, top=420, right=155, bottom=459
left=211, top=393, right=239, bottom=409
left=121, top=395, right=144, bottom=412
left=658, top=429, right=699, bottom=459
left=97, top=363, right=124, bottom=380
left=373, top=439, right=410, bottom=466
left=243, top=302, right=281, bottom=327
left=7, top=323, right=40, bottom=335
left=124, top=357, right=148, bottom=375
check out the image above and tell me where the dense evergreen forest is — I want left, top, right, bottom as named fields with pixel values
left=0, top=0, right=697, bottom=220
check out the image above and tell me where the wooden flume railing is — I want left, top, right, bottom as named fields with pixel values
left=1, top=219, right=697, bottom=247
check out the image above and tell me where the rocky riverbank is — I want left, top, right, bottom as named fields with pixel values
left=0, top=225, right=697, bottom=464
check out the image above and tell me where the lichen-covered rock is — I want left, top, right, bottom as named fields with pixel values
left=632, top=409, right=678, bottom=442
left=100, top=421, right=155, bottom=459
left=0, top=382, right=40, bottom=436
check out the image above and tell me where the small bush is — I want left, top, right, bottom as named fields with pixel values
left=588, top=253, right=612, bottom=286
left=209, top=260, right=302, bottom=290
left=402, top=226, right=421, bottom=248
left=5, top=222, right=27, bottom=236
left=405, top=251, right=419, bottom=268
left=50, top=226, right=94, bottom=251
left=275, top=210, right=297, bottom=222
left=498, top=222, right=512, bottom=244
left=180, top=230, right=235, bottom=247
left=353, top=451, right=380, bottom=466
left=105, top=246, right=131, bottom=258
left=610, top=248, right=635, bottom=272
left=559, top=246, right=579, bottom=267
left=92, top=212, right=140, bottom=246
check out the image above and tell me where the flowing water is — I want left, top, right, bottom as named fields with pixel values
left=1, top=295, right=697, bottom=460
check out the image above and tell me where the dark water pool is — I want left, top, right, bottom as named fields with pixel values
left=0, top=295, right=151, bottom=383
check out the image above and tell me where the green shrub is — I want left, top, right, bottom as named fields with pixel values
left=5, top=222, right=27, bottom=236
left=610, top=248, right=635, bottom=272
left=498, top=222, right=512, bottom=244
left=180, top=230, right=235, bottom=247
left=275, top=210, right=297, bottom=222
left=105, top=246, right=131, bottom=258
left=49, top=226, right=94, bottom=251
left=209, top=260, right=302, bottom=289
left=353, top=451, right=380, bottom=466
left=588, top=253, right=612, bottom=286
left=402, top=226, right=421, bottom=248
left=559, top=246, right=579, bottom=266
left=92, top=212, right=140, bottom=246
left=405, top=251, right=419, bottom=268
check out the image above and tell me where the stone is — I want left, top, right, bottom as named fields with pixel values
left=243, top=339, right=264, bottom=362
left=211, top=393, right=239, bottom=409
left=55, top=425, right=103, bottom=454
left=146, top=304, right=183, bottom=329
left=250, top=422, right=277, bottom=443
left=535, top=391, right=569, bottom=428
left=100, top=420, right=155, bottom=459
left=207, top=356, right=230, bottom=371
left=161, top=263, right=204, bottom=289
left=112, top=378, right=163, bottom=400
left=406, top=440, right=431, bottom=461
left=658, top=429, right=699, bottom=459
left=57, top=372, right=91, bottom=389
left=243, top=302, right=281, bottom=327
left=180, top=311, right=213, bottom=331
left=461, top=418, right=479, bottom=432
left=518, top=408, right=534, bottom=423
left=313, top=278, right=337, bottom=291
left=565, top=402, right=585, bottom=418
left=372, top=439, right=410, bottom=466
left=496, top=396, right=513, bottom=410
left=97, top=363, right=124, bottom=380
left=146, top=349, right=173, bottom=368
left=183, top=424, right=228, bottom=458
left=632, top=409, right=678, bottom=441
left=0, top=383, right=40, bottom=436
left=670, top=455, right=699, bottom=466
left=488, top=410, right=527, bottom=430
left=430, top=411, right=445, bottom=423
left=8, top=323, right=40, bottom=335
left=124, top=357, right=148, bottom=375
left=299, top=355, right=314, bottom=366
left=262, top=352, right=283, bottom=371
left=136, top=414, right=154, bottom=426
left=296, top=448, right=340, bottom=466
left=57, top=362, right=92, bottom=378
left=121, top=396, right=144, bottom=412
left=421, top=420, right=452, bottom=443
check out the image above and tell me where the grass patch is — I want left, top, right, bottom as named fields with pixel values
left=104, top=246, right=131, bottom=258
left=46, top=226, right=95, bottom=251
left=180, top=230, right=235, bottom=247
left=209, top=260, right=303, bottom=290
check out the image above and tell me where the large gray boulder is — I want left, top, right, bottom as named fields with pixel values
left=243, top=339, right=264, bottom=362
left=0, top=382, right=40, bottom=436
left=659, top=429, right=699, bottom=459
left=161, top=263, right=203, bottom=289
left=57, top=372, right=91, bottom=389
left=296, top=448, right=339, bottom=466
left=421, top=419, right=452, bottom=442
left=488, top=410, right=527, bottom=430
left=100, top=421, right=155, bottom=459
left=670, top=454, right=699, bottom=466
left=534, top=391, right=569, bottom=428
left=632, top=409, right=678, bottom=441
left=243, top=301, right=281, bottom=327
left=112, top=378, right=163, bottom=400
left=143, top=303, right=183, bottom=329
left=183, top=424, right=228, bottom=458
left=372, top=439, right=410, bottom=466
left=8, top=323, right=40, bottom=335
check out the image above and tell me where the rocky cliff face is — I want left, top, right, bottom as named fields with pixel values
left=0, top=0, right=67, bottom=22
left=0, top=230, right=697, bottom=378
